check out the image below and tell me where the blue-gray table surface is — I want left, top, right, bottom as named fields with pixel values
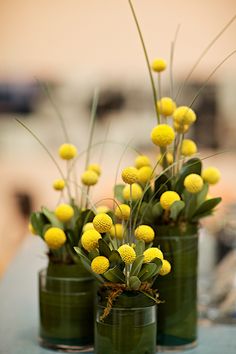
left=0, top=237, right=236, bottom=354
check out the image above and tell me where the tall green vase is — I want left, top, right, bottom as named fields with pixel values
left=95, top=290, right=156, bottom=354
left=39, top=261, right=95, bottom=351
left=153, top=225, right=198, bottom=350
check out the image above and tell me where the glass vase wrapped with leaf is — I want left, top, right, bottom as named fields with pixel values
left=20, top=91, right=103, bottom=351
left=74, top=167, right=171, bottom=354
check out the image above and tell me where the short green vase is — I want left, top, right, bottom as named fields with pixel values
left=39, top=261, right=95, bottom=352
left=95, top=290, right=156, bottom=354
left=153, top=225, right=198, bottom=351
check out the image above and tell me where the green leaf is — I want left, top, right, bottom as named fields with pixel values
left=184, top=194, right=198, bottom=220
left=197, top=183, right=209, bottom=206
left=129, top=276, right=141, bottom=290
left=130, top=255, right=144, bottom=277
left=150, top=258, right=163, bottom=274
left=170, top=200, right=185, bottom=221
left=103, top=266, right=125, bottom=283
left=30, top=212, right=47, bottom=237
left=88, top=249, right=100, bottom=261
left=192, top=197, right=222, bottom=218
left=139, top=263, right=158, bottom=281
left=109, top=250, right=123, bottom=268
left=139, top=202, right=155, bottom=224
left=175, top=158, right=202, bottom=194
left=152, top=202, right=163, bottom=218
left=98, top=239, right=112, bottom=258
left=42, top=207, right=63, bottom=228
left=135, top=240, right=145, bottom=256
left=114, top=184, right=125, bottom=202
left=75, top=209, right=95, bottom=242
left=154, top=174, right=172, bottom=199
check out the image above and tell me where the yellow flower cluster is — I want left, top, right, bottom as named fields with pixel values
left=151, top=58, right=167, bottom=72
left=93, top=213, right=113, bottom=233
left=55, top=204, right=74, bottom=222
left=81, top=229, right=101, bottom=252
left=181, top=139, right=197, bottom=157
left=157, top=97, right=176, bottom=117
left=184, top=174, right=203, bottom=194
left=81, top=170, right=99, bottom=186
left=137, top=166, right=153, bottom=184
left=59, top=143, right=77, bottom=160
left=160, top=191, right=180, bottom=210
left=159, top=259, right=171, bottom=276
left=118, top=244, right=136, bottom=264
left=44, top=227, right=66, bottom=249
left=91, top=256, right=109, bottom=274
left=143, top=247, right=163, bottom=263
left=202, top=167, right=220, bottom=185
left=151, top=124, right=175, bottom=147
left=109, top=224, right=124, bottom=239
left=135, top=155, right=151, bottom=169
left=115, top=204, right=130, bottom=220
left=122, top=183, right=143, bottom=201
left=157, top=152, right=174, bottom=166
left=53, top=179, right=65, bottom=191
left=122, top=167, right=138, bottom=184
left=135, top=225, right=155, bottom=243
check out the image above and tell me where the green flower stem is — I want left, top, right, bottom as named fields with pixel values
left=128, top=0, right=160, bottom=124
left=85, top=186, right=90, bottom=209
left=158, top=73, right=162, bottom=102
left=85, top=89, right=99, bottom=170
left=125, top=264, right=130, bottom=287
left=169, top=24, right=181, bottom=98
left=129, top=184, right=133, bottom=244
left=160, top=147, right=168, bottom=171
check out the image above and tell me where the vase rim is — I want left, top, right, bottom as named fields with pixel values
left=39, top=268, right=93, bottom=282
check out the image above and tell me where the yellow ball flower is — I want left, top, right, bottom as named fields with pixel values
left=157, top=152, right=174, bottom=166
left=91, top=256, right=110, bottom=274
left=44, top=227, right=66, bottom=250
left=160, top=191, right=181, bottom=210
left=159, top=259, right=171, bottom=276
left=151, top=58, right=167, bottom=72
left=81, top=229, right=101, bottom=252
left=157, top=97, right=176, bottom=117
left=118, top=244, right=136, bottom=264
left=173, top=122, right=190, bottom=134
left=114, top=204, right=131, bottom=220
left=59, top=143, right=77, bottom=160
left=135, top=155, right=151, bottom=169
left=110, top=223, right=124, bottom=239
left=143, top=247, right=164, bottom=263
left=184, top=174, right=203, bottom=194
left=88, top=163, right=101, bottom=176
left=53, top=179, right=65, bottom=191
left=55, top=204, right=74, bottom=222
left=135, top=225, right=155, bottom=243
left=96, top=205, right=110, bottom=214
left=137, top=166, right=153, bottom=184
left=121, top=167, right=138, bottom=184
left=93, top=213, right=113, bottom=233
left=28, top=222, right=36, bottom=235
left=202, top=167, right=221, bottom=185
left=181, top=139, right=197, bottom=157
left=122, top=183, right=143, bottom=201
left=81, top=170, right=99, bottom=186
left=151, top=124, right=175, bottom=147
left=173, top=106, right=196, bottom=125
left=82, top=222, right=94, bottom=232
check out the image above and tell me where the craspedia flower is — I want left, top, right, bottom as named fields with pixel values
left=143, top=247, right=164, bottom=263
left=135, top=225, right=155, bottom=243
left=53, top=179, right=65, bottom=191
left=202, top=167, right=221, bottom=185
left=118, top=244, right=136, bottom=264
left=157, top=97, right=176, bottom=117
left=159, top=259, right=171, bottom=276
left=96, top=205, right=110, bottom=214
left=82, top=222, right=94, bottom=232
left=59, top=143, right=77, bottom=160
left=81, top=170, right=98, bottom=186
left=91, top=256, right=110, bottom=274
left=151, top=58, right=167, bottom=72
left=44, top=227, right=66, bottom=250
left=160, top=191, right=181, bottom=210
left=122, top=183, right=143, bottom=201
left=174, top=122, right=189, bottom=134
left=137, top=166, right=153, bottom=184
left=151, top=124, right=175, bottom=147
left=81, top=229, right=101, bottom=252
left=157, top=152, right=174, bottom=166
left=55, top=204, right=74, bottom=222
left=88, top=163, right=101, bottom=176
left=28, top=223, right=36, bottom=235
left=181, top=139, right=197, bottom=157
left=173, top=106, right=196, bottom=125
left=184, top=174, right=203, bottom=194
left=114, top=204, right=131, bottom=220
left=135, top=155, right=151, bottom=169
left=110, top=223, right=124, bottom=239
left=93, top=213, right=113, bottom=233
left=121, top=167, right=138, bottom=184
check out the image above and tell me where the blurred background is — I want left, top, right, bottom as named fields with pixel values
left=0, top=0, right=236, bottom=321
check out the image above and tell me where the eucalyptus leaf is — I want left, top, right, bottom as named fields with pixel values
left=135, top=240, right=145, bottom=256
left=192, top=197, right=222, bottom=218
left=98, top=239, right=112, bottom=258
left=109, top=250, right=123, bottom=268
left=152, top=202, right=163, bottom=218
left=196, top=183, right=209, bottom=206
left=150, top=257, right=163, bottom=274
left=103, top=266, right=125, bottom=283
left=42, top=207, right=63, bottom=228
left=129, top=276, right=141, bottom=290
left=154, top=174, right=172, bottom=199
left=175, top=158, right=202, bottom=194
left=114, top=184, right=125, bottom=202
left=170, top=200, right=185, bottom=221
left=30, top=212, right=47, bottom=237
left=130, top=255, right=144, bottom=277
left=88, top=249, right=100, bottom=261
left=139, top=263, right=158, bottom=281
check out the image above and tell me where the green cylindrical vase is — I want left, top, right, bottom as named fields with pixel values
left=154, top=226, right=198, bottom=351
left=39, top=261, right=95, bottom=352
left=95, top=291, right=156, bottom=354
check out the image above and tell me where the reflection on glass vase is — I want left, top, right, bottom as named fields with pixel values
left=39, top=261, right=95, bottom=352
left=154, top=225, right=198, bottom=351
left=95, top=290, right=156, bottom=354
